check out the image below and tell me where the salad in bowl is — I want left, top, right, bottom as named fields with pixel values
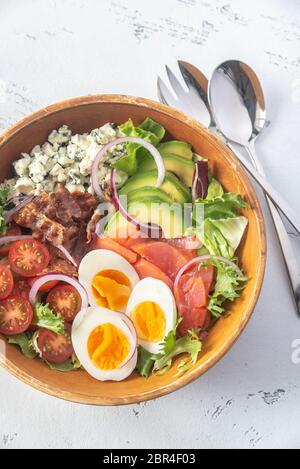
left=0, top=115, right=250, bottom=382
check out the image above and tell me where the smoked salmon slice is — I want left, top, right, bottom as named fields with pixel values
left=129, top=240, right=195, bottom=280
left=133, top=258, right=173, bottom=290
left=92, top=236, right=138, bottom=264
left=174, top=264, right=215, bottom=338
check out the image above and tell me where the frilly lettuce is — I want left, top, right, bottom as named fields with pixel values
left=206, top=259, right=248, bottom=317
left=33, top=302, right=65, bottom=334
left=136, top=326, right=202, bottom=379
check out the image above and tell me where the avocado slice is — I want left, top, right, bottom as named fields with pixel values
left=119, top=170, right=191, bottom=204
left=157, top=140, right=193, bottom=160
left=139, top=153, right=195, bottom=187
left=105, top=200, right=185, bottom=239
left=127, top=187, right=173, bottom=205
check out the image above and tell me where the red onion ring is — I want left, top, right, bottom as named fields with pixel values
left=0, top=235, right=33, bottom=246
left=110, top=168, right=162, bottom=238
left=57, top=245, right=78, bottom=267
left=4, top=195, right=34, bottom=223
left=174, top=255, right=243, bottom=292
left=29, top=274, right=89, bottom=309
left=91, top=136, right=165, bottom=198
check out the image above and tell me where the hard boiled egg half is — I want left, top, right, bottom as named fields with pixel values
left=71, top=306, right=137, bottom=381
left=126, top=278, right=177, bottom=354
left=78, top=249, right=139, bottom=312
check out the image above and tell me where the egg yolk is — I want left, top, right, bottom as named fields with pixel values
left=87, top=323, right=130, bottom=370
left=92, top=269, right=131, bottom=310
left=131, top=301, right=166, bottom=342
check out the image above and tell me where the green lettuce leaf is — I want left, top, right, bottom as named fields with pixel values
left=115, top=118, right=165, bottom=175
left=7, top=333, right=37, bottom=359
left=136, top=345, right=155, bottom=379
left=33, top=302, right=65, bottom=334
left=195, top=193, right=248, bottom=220
left=207, top=259, right=248, bottom=317
left=206, top=178, right=224, bottom=199
left=136, top=326, right=202, bottom=379
left=192, top=191, right=249, bottom=259
left=46, top=356, right=82, bottom=372
left=199, top=216, right=248, bottom=259
left=0, top=185, right=11, bottom=235
left=154, top=329, right=202, bottom=375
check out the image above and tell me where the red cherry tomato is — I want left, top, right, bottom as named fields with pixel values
left=12, top=279, right=31, bottom=299
left=8, top=239, right=50, bottom=277
left=46, top=285, right=82, bottom=322
left=37, top=323, right=73, bottom=364
left=0, top=223, right=22, bottom=256
left=0, top=264, right=14, bottom=300
left=0, top=295, right=33, bottom=335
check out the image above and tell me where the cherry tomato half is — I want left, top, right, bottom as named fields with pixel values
left=46, top=285, right=82, bottom=322
left=27, top=277, right=59, bottom=293
left=0, top=295, right=33, bottom=335
left=8, top=239, right=50, bottom=277
left=12, top=279, right=31, bottom=300
left=0, top=223, right=22, bottom=257
left=0, top=264, right=14, bottom=300
left=37, top=323, right=73, bottom=364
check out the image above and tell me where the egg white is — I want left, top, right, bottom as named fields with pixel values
left=126, top=278, right=177, bottom=354
left=78, top=249, right=140, bottom=312
left=71, top=306, right=137, bottom=381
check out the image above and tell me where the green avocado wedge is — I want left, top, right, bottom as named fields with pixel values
left=138, top=153, right=195, bottom=187
left=105, top=200, right=185, bottom=239
left=157, top=140, right=193, bottom=160
left=119, top=170, right=191, bottom=204
left=127, top=187, right=173, bottom=205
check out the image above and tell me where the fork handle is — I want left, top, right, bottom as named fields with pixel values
left=227, top=141, right=300, bottom=236
left=244, top=142, right=300, bottom=313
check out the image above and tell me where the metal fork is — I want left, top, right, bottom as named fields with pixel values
left=157, top=60, right=300, bottom=313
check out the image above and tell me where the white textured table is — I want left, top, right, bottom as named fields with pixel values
left=1, top=0, right=300, bottom=450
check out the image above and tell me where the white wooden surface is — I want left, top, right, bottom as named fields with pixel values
left=0, top=0, right=300, bottom=449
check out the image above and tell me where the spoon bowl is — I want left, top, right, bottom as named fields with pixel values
left=208, top=60, right=267, bottom=146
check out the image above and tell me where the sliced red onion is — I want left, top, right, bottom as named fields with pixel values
left=92, top=136, right=165, bottom=198
left=192, top=161, right=209, bottom=201
left=29, top=274, right=89, bottom=309
left=57, top=245, right=78, bottom=267
left=174, top=255, right=243, bottom=292
left=110, top=168, right=162, bottom=238
left=0, top=235, right=33, bottom=246
left=4, top=195, right=34, bottom=223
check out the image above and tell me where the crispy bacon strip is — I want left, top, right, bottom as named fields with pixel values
left=14, top=187, right=98, bottom=260
left=14, top=204, right=66, bottom=246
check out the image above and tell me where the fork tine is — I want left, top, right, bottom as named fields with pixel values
left=165, top=65, right=188, bottom=98
left=157, top=76, right=178, bottom=107
left=177, top=60, right=209, bottom=94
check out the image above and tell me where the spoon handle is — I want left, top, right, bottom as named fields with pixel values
left=244, top=142, right=300, bottom=314
left=227, top=141, right=300, bottom=236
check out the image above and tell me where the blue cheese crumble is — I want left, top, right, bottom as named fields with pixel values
left=6, top=123, right=126, bottom=196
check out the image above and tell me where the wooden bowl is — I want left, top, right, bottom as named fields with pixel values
left=0, top=95, right=266, bottom=405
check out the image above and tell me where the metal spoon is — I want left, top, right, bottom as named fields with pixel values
left=209, top=60, right=300, bottom=312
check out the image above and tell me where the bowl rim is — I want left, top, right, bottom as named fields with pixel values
left=0, top=94, right=266, bottom=405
